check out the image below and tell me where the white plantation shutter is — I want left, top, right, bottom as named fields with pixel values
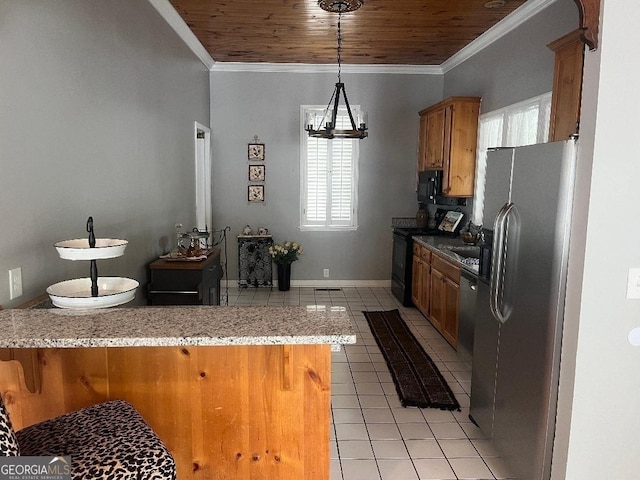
left=306, top=137, right=328, bottom=223
left=301, top=106, right=359, bottom=230
left=471, top=92, right=552, bottom=225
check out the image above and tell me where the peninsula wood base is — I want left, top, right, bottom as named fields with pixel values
left=1, top=345, right=332, bottom=480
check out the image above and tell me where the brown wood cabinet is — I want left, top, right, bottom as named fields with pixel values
left=417, top=114, right=429, bottom=172
left=417, top=97, right=481, bottom=197
left=548, top=29, right=585, bottom=141
left=425, top=108, right=446, bottom=169
left=411, top=244, right=460, bottom=349
left=430, top=254, right=460, bottom=349
left=411, top=244, right=431, bottom=316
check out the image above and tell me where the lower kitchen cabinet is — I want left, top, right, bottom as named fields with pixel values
left=429, top=268, right=445, bottom=332
left=411, top=244, right=431, bottom=313
left=412, top=244, right=460, bottom=349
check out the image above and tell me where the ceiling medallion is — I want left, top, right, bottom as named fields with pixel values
left=483, top=0, right=506, bottom=8
left=318, top=0, right=363, bottom=14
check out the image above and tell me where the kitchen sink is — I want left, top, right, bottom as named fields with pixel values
left=439, top=245, right=480, bottom=259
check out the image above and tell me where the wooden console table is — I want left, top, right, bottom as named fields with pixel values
left=147, top=249, right=221, bottom=305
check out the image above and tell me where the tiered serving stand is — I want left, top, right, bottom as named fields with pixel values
left=46, top=217, right=139, bottom=309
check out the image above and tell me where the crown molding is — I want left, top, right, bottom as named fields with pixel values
left=151, top=0, right=559, bottom=75
left=147, top=0, right=215, bottom=70
left=441, top=0, right=560, bottom=73
left=210, top=62, right=442, bottom=74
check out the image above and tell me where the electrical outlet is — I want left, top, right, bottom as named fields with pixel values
left=627, top=268, right=640, bottom=299
left=9, top=267, right=23, bottom=300
left=323, top=269, right=330, bottom=278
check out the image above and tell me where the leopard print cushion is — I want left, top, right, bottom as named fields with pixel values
left=0, top=395, right=20, bottom=456
left=16, top=400, right=175, bottom=479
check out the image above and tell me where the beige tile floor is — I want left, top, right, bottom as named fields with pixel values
left=223, top=286, right=515, bottom=480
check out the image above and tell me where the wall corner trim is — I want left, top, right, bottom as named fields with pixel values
left=147, top=0, right=216, bottom=70
left=441, top=0, right=560, bottom=74
left=151, top=0, right=559, bottom=75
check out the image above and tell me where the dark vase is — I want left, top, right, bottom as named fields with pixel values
left=277, top=263, right=291, bottom=291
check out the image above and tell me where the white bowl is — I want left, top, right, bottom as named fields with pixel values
left=47, top=277, right=138, bottom=309
left=54, top=238, right=128, bottom=261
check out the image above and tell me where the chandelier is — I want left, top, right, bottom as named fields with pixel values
left=305, top=1, right=368, bottom=140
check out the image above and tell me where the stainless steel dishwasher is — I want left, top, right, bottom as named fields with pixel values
left=458, top=269, right=478, bottom=367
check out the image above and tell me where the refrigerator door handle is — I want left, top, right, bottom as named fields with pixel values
left=490, top=202, right=514, bottom=324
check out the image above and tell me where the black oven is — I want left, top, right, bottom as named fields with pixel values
left=391, top=229, right=412, bottom=306
left=392, top=227, right=440, bottom=306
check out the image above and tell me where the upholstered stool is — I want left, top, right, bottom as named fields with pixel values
left=1, top=397, right=176, bottom=480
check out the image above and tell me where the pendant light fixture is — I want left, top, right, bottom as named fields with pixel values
left=305, top=1, right=368, bottom=140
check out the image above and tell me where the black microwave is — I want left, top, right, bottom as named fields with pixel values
left=417, top=170, right=442, bottom=204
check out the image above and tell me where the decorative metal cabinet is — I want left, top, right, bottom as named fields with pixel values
left=237, top=235, right=273, bottom=287
left=147, top=250, right=221, bottom=305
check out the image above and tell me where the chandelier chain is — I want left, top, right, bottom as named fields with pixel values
left=337, top=13, right=342, bottom=83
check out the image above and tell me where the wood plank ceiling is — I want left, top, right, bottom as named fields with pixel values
left=169, top=0, right=528, bottom=65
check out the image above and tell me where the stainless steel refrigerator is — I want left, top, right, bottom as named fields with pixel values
left=469, top=139, right=577, bottom=480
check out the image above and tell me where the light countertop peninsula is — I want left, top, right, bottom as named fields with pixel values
left=0, top=305, right=356, bottom=349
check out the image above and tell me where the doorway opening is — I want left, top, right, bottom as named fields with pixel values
left=195, top=122, right=211, bottom=232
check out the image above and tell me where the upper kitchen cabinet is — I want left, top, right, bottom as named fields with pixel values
left=548, top=29, right=585, bottom=142
left=418, top=97, right=481, bottom=197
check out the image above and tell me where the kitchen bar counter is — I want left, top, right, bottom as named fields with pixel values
left=413, top=235, right=480, bottom=275
left=0, top=305, right=355, bottom=479
left=0, top=305, right=355, bottom=349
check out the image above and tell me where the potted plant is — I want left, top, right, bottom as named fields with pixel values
left=268, top=241, right=303, bottom=291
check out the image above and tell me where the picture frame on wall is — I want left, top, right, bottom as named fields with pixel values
left=248, top=165, right=266, bottom=182
left=248, top=143, right=265, bottom=161
left=248, top=185, right=264, bottom=203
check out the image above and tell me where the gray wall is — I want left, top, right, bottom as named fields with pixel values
left=0, top=0, right=209, bottom=307
left=210, top=71, right=442, bottom=281
left=441, top=0, right=578, bottom=226
left=557, top=1, right=640, bottom=478
left=444, top=0, right=579, bottom=113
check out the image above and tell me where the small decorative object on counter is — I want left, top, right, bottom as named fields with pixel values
left=242, top=225, right=253, bottom=235
left=268, top=241, right=304, bottom=291
left=258, top=227, right=269, bottom=235
left=48, top=217, right=138, bottom=308
left=460, top=221, right=481, bottom=245
left=416, top=202, right=428, bottom=228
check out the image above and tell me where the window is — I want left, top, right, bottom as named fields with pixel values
left=472, top=92, right=552, bottom=225
left=300, top=106, right=359, bottom=231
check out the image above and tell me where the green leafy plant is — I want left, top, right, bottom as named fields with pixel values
left=268, top=241, right=303, bottom=264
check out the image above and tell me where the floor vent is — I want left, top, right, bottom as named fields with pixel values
left=314, top=287, right=342, bottom=291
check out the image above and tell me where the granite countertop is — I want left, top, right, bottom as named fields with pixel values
left=413, top=235, right=480, bottom=275
left=0, top=306, right=356, bottom=349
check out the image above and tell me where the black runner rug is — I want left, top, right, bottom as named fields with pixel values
left=363, top=309, right=460, bottom=410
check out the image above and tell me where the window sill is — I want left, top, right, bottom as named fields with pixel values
left=299, top=225, right=358, bottom=232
